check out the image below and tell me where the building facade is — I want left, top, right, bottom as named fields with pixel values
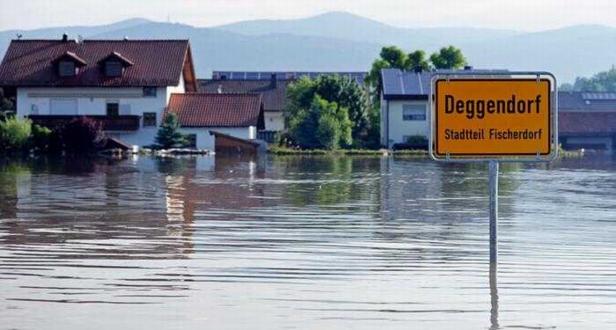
left=0, top=37, right=198, bottom=147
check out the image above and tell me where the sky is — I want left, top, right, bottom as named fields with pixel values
left=0, top=0, right=615, bottom=32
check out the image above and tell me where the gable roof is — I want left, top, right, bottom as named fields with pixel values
left=0, top=39, right=193, bottom=88
left=381, top=68, right=510, bottom=100
left=199, top=79, right=289, bottom=112
left=167, top=93, right=264, bottom=128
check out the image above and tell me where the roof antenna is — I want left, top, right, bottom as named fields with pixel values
left=16, top=33, right=23, bottom=40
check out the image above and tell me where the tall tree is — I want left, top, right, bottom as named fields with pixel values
left=366, top=46, right=409, bottom=91
left=406, top=50, right=431, bottom=71
left=430, top=46, right=467, bottom=69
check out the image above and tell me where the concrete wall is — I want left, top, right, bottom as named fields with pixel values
left=16, top=82, right=184, bottom=147
left=382, top=99, right=429, bottom=148
left=264, top=111, right=284, bottom=131
left=178, top=126, right=255, bottom=150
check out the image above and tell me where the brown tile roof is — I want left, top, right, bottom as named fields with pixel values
left=0, top=39, right=191, bottom=87
left=559, top=112, right=616, bottom=136
left=167, top=93, right=264, bottom=128
left=199, top=79, right=289, bottom=112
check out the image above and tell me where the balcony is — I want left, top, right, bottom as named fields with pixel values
left=29, top=115, right=141, bottom=131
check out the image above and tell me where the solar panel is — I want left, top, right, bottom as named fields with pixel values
left=582, top=92, right=616, bottom=100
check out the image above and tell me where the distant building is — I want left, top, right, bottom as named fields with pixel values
left=166, top=93, right=264, bottom=150
left=202, top=71, right=368, bottom=142
left=0, top=36, right=198, bottom=147
left=559, top=92, right=616, bottom=152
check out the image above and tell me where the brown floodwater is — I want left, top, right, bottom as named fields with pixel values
left=0, top=155, right=615, bottom=329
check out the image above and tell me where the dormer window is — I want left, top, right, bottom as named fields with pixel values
left=99, top=52, right=134, bottom=78
left=58, top=61, right=76, bottom=77
left=53, top=51, right=87, bottom=77
left=105, top=60, right=123, bottom=77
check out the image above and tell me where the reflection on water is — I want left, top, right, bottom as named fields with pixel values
left=0, top=155, right=615, bottom=329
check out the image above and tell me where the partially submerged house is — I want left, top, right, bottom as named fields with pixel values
left=166, top=93, right=264, bottom=150
left=558, top=92, right=616, bottom=152
left=0, top=35, right=198, bottom=147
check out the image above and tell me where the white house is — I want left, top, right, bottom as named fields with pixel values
left=166, top=93, right=264, bottom=150
left=380, top=68, right=431, bottom=148
left=0, top=35, right=198, bottom=147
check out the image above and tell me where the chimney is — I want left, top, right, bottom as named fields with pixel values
left=62, top=33, right=68, bottom=42
left=270, top=73, right=277, bottom=88
left=464, top=65, right=473, bottom=71
left=217, top=84, right=222, bottom=94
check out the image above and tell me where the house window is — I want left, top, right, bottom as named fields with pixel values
left=106, top=103, right=119, bottom=117
left=58, top=61, right=76, bottom=77
left=143, top=112, right=157, bottom=127
left=143, top=87, right=157, bottom=97
left=105, top=60, right=123, bottom=77
left=402, top=105, right=426, bottom=121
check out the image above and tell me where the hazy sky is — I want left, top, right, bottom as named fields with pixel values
left=1, top=0, right=615, bottom=31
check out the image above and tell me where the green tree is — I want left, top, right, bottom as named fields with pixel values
left=286, top=75, right=368, bottom=147
left=155, top=113, right=187, bottom=149
left=366, top=46, right=409, bottom=91
left=0, top=88, right=15, bottom=120
left=0, top=117, right=32, bottom=151
left=430, top=45, right=467, bottom=69
left=288, top=95, right=351, bottom=149
left=571, top=66, right=616, bottom=92
left=406, top=50, right=431, bottom=71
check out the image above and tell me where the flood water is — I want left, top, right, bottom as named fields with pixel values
left=0, top=155, right=615, bottom=329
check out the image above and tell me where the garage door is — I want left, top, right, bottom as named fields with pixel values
left=50, top=99, right=78, bottom=115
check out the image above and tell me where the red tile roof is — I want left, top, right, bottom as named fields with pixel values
left=167, top=93, right=264, bottom=128
left=0, top=39, right=191, bottom=87
left=559, top=112, right=616, bottom=136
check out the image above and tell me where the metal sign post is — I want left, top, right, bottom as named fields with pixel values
left=488, top=160, right=499, bottom=265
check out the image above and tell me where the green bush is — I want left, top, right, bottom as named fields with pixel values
left=0, top=116, right=32, bottom=151
left=406, top=135, right=428, bottom=146
left=30, top=124, right=52, bottom=151
left=288, top=95, right=352, bottom=149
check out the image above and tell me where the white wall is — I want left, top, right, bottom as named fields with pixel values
left=178, top=126, right=254, bottom=150
left=264, top=111, right=284, bottom=131
left=384, top=99, right=429, bottom=148
left=16, top=83, right=182, bottom=147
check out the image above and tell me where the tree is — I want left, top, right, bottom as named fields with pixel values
left=366, top=46, right=409, bottom=91
left=570, top=66, right=616, bottom=92
left=286, top=75, right=369, bottom=147
left=0, top=88, right=15, bottom=120
left=406, top=50, right=431, bottom=72
left=288, top=95, right=351, bottom=149
left=430, top=45, right=467, bottom=69
left=155, top=113, right=187, bottom=148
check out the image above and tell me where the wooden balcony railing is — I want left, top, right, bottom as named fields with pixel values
left=29, top=115, right=141, bottom=131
